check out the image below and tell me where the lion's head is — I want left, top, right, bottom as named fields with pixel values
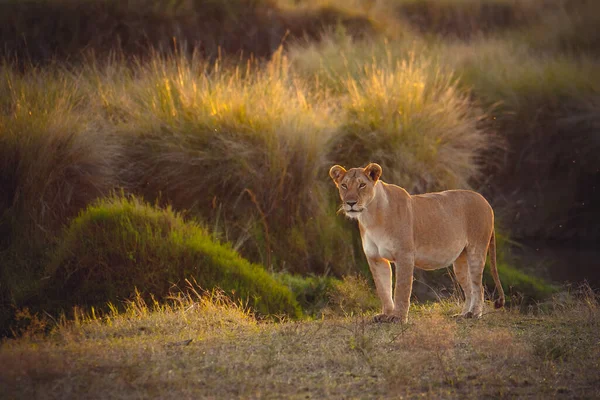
left=329, top=163, right=382, bottom=219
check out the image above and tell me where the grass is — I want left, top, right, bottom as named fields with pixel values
left=0, top=66, right=123, bottom=317
left=437, top=38, right=600, bottom=240
left=2, top=0, right=598, bottom=335
left=1, top=284, right=598, bottom=398
left=0, top=66, right=122, bottom=241
left=290, top=36, right=492, bottom=193
left=275, top=273, right=381, bottom=316
left=335, top=54, right=488, bottom=192
left=44, top=194, right=303, bottom=318
left=103, top=50, right=348, bottom=274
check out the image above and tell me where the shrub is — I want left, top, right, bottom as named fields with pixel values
left=290, top=36, right=492, bottom=192
left=45, top=195, right=303, bottom=318
left=89, top=50, right=356, bottom=275
left=0, top=66, right=122, bottom=320
left=0, top=66, right=122, bottom=242
left=441, top=39, right=600, bottom=241
left=275, top=272, right=380, bottom=316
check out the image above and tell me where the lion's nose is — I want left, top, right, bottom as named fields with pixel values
left=346, top=201, right=357, bottom=207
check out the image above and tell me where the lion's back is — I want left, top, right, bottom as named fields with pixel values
left=411, top=189, right=494, bottom=243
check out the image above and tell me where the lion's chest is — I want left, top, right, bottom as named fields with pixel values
left=360, top=229, right=399, bottom=262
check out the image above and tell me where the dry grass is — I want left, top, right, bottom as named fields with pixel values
left=97, top=50, right=351, bottom=274
left=0, top=66, right=122, bottom=239
left=1, top=285, right=598, bottom=399
left=290, top=37, right=493, bottom=193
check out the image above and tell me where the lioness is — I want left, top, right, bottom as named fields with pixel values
left=329, top=163, right=505, bottom=323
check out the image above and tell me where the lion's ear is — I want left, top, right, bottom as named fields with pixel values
left=364, top=163, right=382, bottom=182
left=329, top=165, right=347, bottom=184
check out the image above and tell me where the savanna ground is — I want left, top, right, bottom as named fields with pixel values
left=1, top=286, right=599, bottom=399
left=1, top=0, right=600, bottom=397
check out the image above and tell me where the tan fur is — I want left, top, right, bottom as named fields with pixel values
left=329, top=163, right=505, bottom=323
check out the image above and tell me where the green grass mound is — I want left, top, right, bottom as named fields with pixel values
left=45, top=195, right=302, bottom=318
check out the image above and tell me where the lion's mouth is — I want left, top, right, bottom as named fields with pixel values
left=337, top=205, right=363, bottom=216
left=345, top=207, right=363, bottom=214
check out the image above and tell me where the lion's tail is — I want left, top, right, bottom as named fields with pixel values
left=489, top=230, right=505, bottom=309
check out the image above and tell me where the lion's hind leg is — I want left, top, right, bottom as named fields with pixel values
left=452, top=250, right=472, bottom=317
left=466, top=249, right=487, bottom=318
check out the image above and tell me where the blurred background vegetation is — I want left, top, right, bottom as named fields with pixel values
left=0, top=0, right=598, bottom=334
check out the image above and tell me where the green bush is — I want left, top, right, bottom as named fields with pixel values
left=45, top=195, right=302, bottom=318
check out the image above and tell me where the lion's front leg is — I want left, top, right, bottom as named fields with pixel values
left=391, top=256, right=415, bottom=324
left=367, top=257, right=394, bottom=320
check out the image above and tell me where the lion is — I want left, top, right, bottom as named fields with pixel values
left=329, top=163, right=505, bottom=323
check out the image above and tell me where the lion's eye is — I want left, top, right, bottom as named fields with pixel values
left=341, top=183, right=348, bottom=190
left=359, top=183, right=366, bottom=189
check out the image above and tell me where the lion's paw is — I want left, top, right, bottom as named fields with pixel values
left=462, top=311, right=482, bottom=319
left=373, top=314, right=406, bottom=324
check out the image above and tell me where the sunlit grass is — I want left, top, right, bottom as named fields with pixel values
left=1, top=283, right=598, bottom=398
left=290, top=36, right=491, bottom=191
left=93, top=50, right=355, bottom=275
